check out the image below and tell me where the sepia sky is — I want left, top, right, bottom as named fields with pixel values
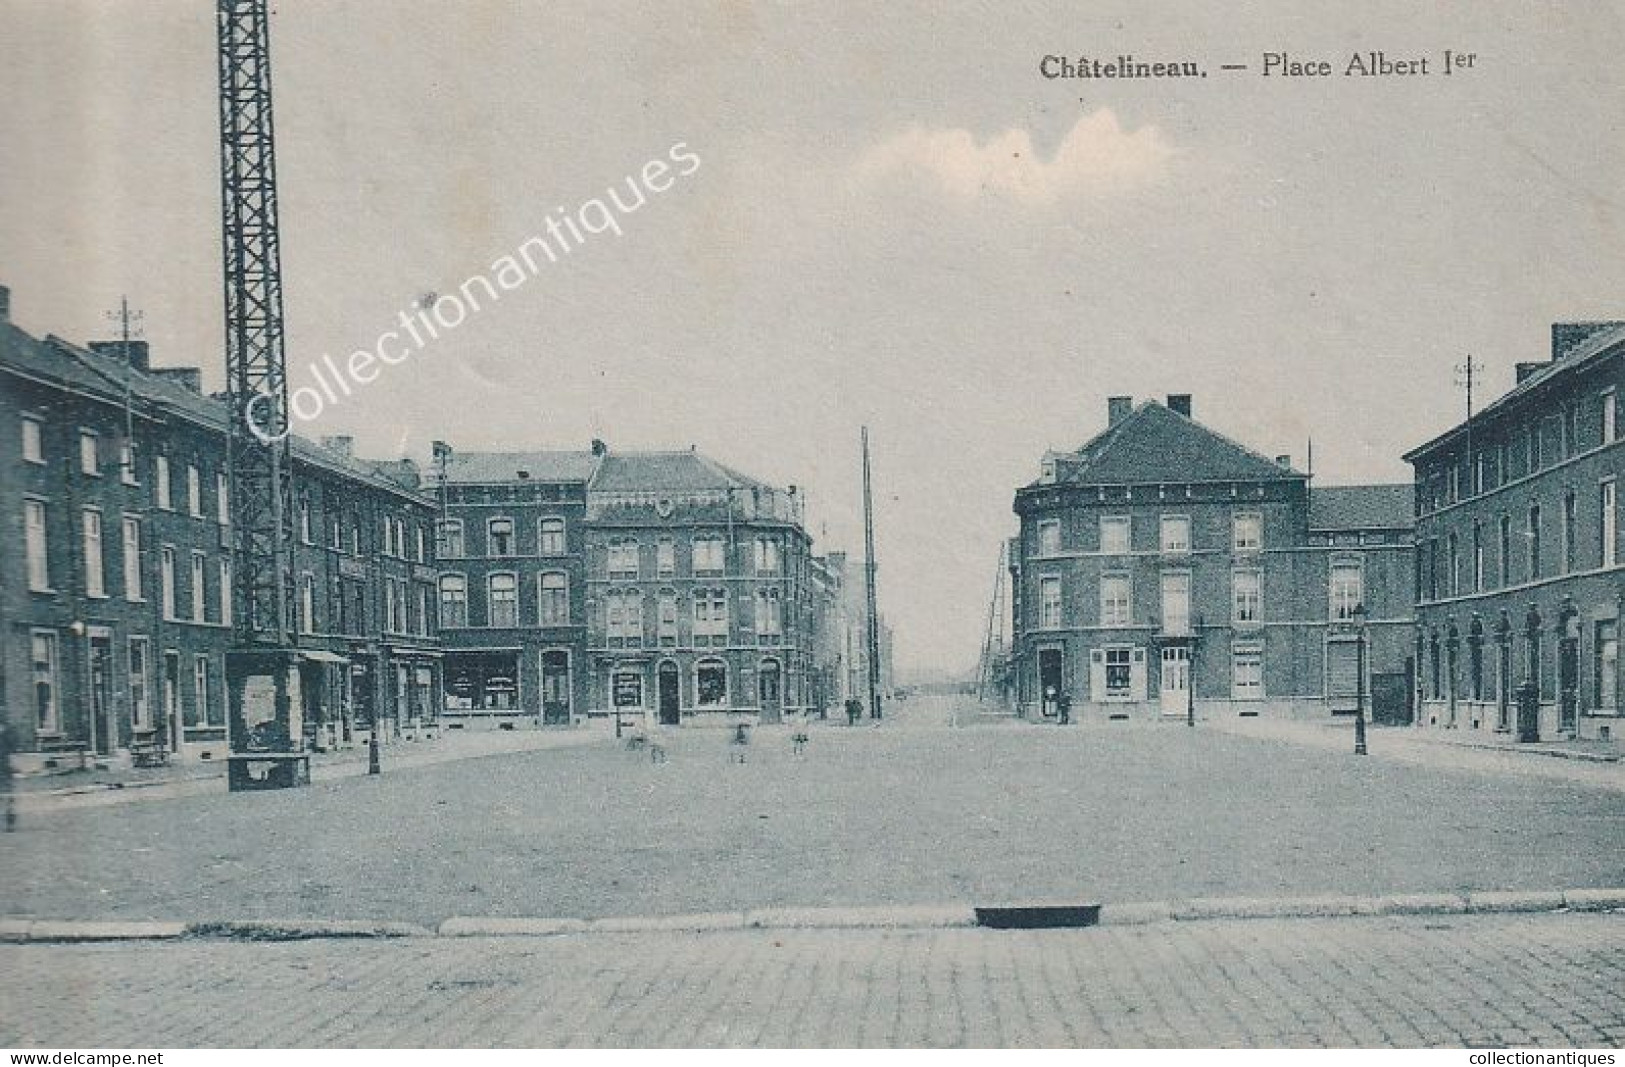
left=4, top=1, right=1625, bottom=676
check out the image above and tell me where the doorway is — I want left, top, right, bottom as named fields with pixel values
left=1037, top=648, right=1063, bottom=716
left=163, top=651, right=181, bottom=754
left=657, top=661, right=680, bottom=725
left=758, top=659, right=783, bottom=724
left=89, top=631, right=114, bottom=754
left=541, top=650, right=572, bottom=725
left=1159, top=646, right=1189, bottom=716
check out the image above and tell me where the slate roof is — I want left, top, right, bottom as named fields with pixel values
left=1308, top=484, right=1414, bottom=531
left=591, top=450, right=770, bottom=493
left=1044, top=400, right=1304, bottom=487
left=1404, top=321, right=1625, bottom=462
left=442, top=450, right=600, bottom=485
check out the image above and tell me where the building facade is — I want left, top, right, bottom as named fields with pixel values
left=1011, top=395, right=1414, bottom=721
left=0, top=286, right=441, bottom=770
left=1404, top=322, right=1622, bottom=742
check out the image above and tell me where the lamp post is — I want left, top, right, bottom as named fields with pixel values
left=1186, top=614, right=1203, bottom=728
left=1353, top=603, right=1369, bottom=756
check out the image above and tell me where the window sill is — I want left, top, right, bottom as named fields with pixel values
left=30, top=587, right=59, bottom=596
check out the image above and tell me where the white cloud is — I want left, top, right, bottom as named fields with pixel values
left=852, top=109, right=1175, bottom=204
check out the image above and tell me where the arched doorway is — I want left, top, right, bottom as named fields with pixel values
left=657, top=660, right=680, bottom=725
left=758, top=658, right=783, bottom=724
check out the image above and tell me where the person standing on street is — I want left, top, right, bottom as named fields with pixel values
left=1057, top=691, right=1072, bottom=726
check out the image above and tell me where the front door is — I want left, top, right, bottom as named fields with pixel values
left=657, top=661, right=680, bottom=725
left=1159, top=646, right=1189, bottom=716
left=163, top=652, right=181, bottom=754
left=541, top=650, right=571, bottom=725
left=758, top=660, right=782, bottom=724
left=89, top=633, right=115, bottom=753
left=1037, top=648, right=1063, bottom=716
left=1558, top=636, right=1580, bottom=733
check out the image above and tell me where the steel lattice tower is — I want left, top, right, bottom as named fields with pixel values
left=218, top=0, right=294, bottom=648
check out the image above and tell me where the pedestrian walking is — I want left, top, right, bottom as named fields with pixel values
left=1057, top=692, right=1071, bottom=726
left=845, top=697, right=863, bottom=726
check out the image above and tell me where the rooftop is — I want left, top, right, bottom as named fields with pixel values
left=1308, top=484, right=1414, bottom=531
left=1039, top=400, right=1305, bottom=488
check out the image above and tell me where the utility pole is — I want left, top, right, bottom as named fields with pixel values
left=1455, top=356, right=1484, bottom=496
left=977, top=542, right=1007, bottom=703
left=861, top=427, right=882, bottom=721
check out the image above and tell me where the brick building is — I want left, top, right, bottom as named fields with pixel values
left=1010, top=395, right=1414, bottom=721
left=1404, top=322, right=1622, bottom=741
left=0, top=287, right=440, bottom=770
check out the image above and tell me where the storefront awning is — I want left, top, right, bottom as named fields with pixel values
left=298, top=650, right=350, bottom=664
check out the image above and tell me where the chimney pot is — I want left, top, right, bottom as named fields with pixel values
left=1166, top=393, right=1193, bottom=418
left=1107, top=396, right=1133, bottom=426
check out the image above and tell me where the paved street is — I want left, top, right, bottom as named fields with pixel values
left=2, top=697, right=1620, bottom=925
left=2, top=913, right=1621, bottom=1047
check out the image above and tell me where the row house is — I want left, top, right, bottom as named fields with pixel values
left=1404, top=322, right=1622, bottom=741
left=1010, top=395, right=1415, bottom=721
left=0, top=286, right=440, bottom=770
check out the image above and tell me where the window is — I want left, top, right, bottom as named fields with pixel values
left=119, top=441, right=138, bottom=486
left=485, top=518, right=514, bottom=557
left=381, top=516, right=395, bottom=557
left=193, top=655, right=215, bottom=727
left=218, top=559, right=232, bottom=626
left=1598, top=620, right=1618, bottom=712
left=539, top=572, right=569, bottom=626
left=1100, top=516, right=1130, bottom=555
left=25, top=500, right=49, bottom=591
left=1037, top=519, right=1061, bottom=556
left=1100, top=573, right=1130, bottom=627
left=1499, top=514, right=1513, bottom=587
left=1604, top=480, right=1618, bottom=569
left=393, top=579, right=408, bottom=633
left=350, top=518, right=361, bottom=555
left=1472, top=522, right=1484, bottom=592
left=608, top=539, right=640, bottom=579
left=1447, top=532, right=1460, bottom=596
left=1528, top=504, right=1543, bottom=579
left=187, top=465, right=202, bottom=517
left=1232, top=649, right=1263, bottom=700
left=128, top=637, right=151, bottom=732
left=656, top=538, right=676, bottom=576
left=1105, top=648, right=1132, bottom=697
left=607, top=589, right=644, bottom=645
left=539, top=518, right=565, bottom=555
left=755, top=588, right=783, bottom=639
left=79, top=430, right=99, bottom=475
left=1232, top=569, right=1261, bottom=624
left=488, top=573, right=518, bottom=627
left=122, top=516, right=143, bottom=600
left=693, top=588, right=728, bottom=643
left=754, top=536, right=780, bottom=574
left=692, top=536, right=724, bottom=576
left=1606, top=389, right=1619, bottom=443
left=415, top=524, right=427, bottom=563
left=1039, top=576, right=1062, bottom=628
left=1160, top=515, right=1190, bottom=554
left=31, top=631, right=60, bottom=733
left=384, top=581, right=399, bottom=633
left=696, top=660, right=728, bottom=708
left=1160, top=572, right=1191, bottom=636
left=439, top=574, right=468, bottom=628
left=190, top=553, right=207, bottom=622
left=658, top=592, right=679, bottom=643
left=438, top=519, right=464, bottom=558
left=415, top=584, right=429, bottom=636
left=1562, top=490, right=1579, bottom=573
left=299, top=575, right=316, bottom=634
left=161, top=547, right=177, bottom=619
left=216, top=473, right=229, bottom=525
left=21, top=417, right=43, bottom=463
left=1232, top=512, right=1262, bottom=552
left=1529, top=424, right=1543, bottom=471
left=299, top=497, right=313, bottom=543
left=155, top=455, right=171, bottom=510
left=82, top=509, right=105, bottom=598
left=1330, top=561, right=1363, bottom=620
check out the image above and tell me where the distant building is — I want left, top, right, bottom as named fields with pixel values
left=1010, top=394, right=1414, bottom=721
left=0, top=286, right=440, bottom=770
left=1404, top=323, right=1622, bottom=741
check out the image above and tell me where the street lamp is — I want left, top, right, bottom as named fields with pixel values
left=1186, top=614, right=1203, bottom=728
left=1352, top=602, right=1369, bottom=756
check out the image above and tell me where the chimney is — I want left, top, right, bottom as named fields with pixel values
left=1551, top=321, right=1624, bottom=361
left=590, top=438, right=608, bottom=456
left=89, top=340, right=151, bottom=372
left=1107, top=396, right=1133, bottom=426
left=151, top=366, right=202, bottom=392
left=1274, top=454, right=1292, bottom=469
left=1166, top=393, right=1193, bottom=418
left=321, top=435, right=355, bottom=458
left=0, top=284, right=10, bottom=322
left=1515, top=362, right=1546, bottom=384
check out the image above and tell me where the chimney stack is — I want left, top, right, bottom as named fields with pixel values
left=0, top=284, right=10, bottom=322
left=1166, top=393, right=1193, bottom=418
left=151, top=367, right=202, bottom=392
left=321, top=435, right=355, bottom=458
left=590, top=438, right=608, bottom=456
left=1515, top=362, right=1545, bottom=384
left=1551, top=321, right=1625, bottom=362
left=89, top=340, right=151, bottom=372
left=1275, top=454, right=1292, bottom=469
left=1107, top=396, right=1133, bottom=427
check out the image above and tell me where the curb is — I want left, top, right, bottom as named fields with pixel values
left=3, top=888, right=1621, bottom=944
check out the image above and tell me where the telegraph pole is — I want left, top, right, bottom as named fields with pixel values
left=1455, top=356, right=1484, bottom=495
left=861, top=427, right=882, bottom=721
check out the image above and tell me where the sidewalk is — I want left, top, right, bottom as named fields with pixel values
left=1205, top=715, right=1625, bottom=792
left=5, top=722, right=608, bottom=814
